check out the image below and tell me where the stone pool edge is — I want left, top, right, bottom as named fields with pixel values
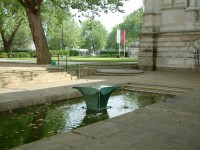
left=0, top=84, right=124, bottom=112
left=11, top=88, right=200, bottom=150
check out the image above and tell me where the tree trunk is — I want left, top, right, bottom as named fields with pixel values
left=26, top=9, right=51, bottom=64
left=0, top=18, right=24, bottom=53
left=1, top=32, right=11, bottom=53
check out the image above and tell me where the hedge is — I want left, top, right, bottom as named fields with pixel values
left=0, top=52, right=8, bottom=58
left=9, top=51, right=36, bottom=58
left=0, top=50, right=79, bottom=58
left=100, top=50, right=128, bottom=57
left=50, top=50, right=79, bottom=57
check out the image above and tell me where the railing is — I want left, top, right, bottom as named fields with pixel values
left=57, top=54, right=81, bottom=79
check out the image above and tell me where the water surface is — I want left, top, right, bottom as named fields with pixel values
left=0, top=91, right=171, bottom=150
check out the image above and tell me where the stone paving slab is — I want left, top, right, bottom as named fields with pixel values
left=148, top=89, right=200, bottom=115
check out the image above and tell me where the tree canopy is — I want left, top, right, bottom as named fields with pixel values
left=0, top=0, right=27, bottom=52
left=0, top=0, right=135, bottom=63
left=16, top=0, right=127, bottom=64
left=46, top=15, right=84, bottom=50
left=121, top=7, right=143, bottom=44
left=81, top=19, right=107, bottom=52
left=106, top=7, right=143, bottom=50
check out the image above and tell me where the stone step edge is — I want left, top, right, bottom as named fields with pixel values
left=124, top=88, right=182, bottom=96
left=125, top=85, right=189, bottom=93
left=126, top=82, right=193, bottom=91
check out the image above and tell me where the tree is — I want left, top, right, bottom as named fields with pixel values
left=81, top=19, right=107, bottom=52
left=12, top=24, right=33, bottom=50
left=121, top=7, right=143, bottom=44
left=17, top=0, right=51, bottom=64
left=106, top=7, right=143, bottom=50
left=47, top=15, right=84, bottom=50
left=0, top=1, right=25, bottom=52
left=106, top=25, right=120, bottom=50
left=17, top=0, right=126, bottom=64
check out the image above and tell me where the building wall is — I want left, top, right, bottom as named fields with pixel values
left=127, top=41, right=140, bottom=58
left=139, top=0, right=200, bottom=70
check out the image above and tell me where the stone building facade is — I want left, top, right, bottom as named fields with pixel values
left=139, top=0, right=200, bottom=70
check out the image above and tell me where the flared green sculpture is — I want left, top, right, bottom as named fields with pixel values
left=73, top=85, right=119, bottom=111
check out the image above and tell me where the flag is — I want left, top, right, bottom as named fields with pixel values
left=122, top=30, right=126, bottom=45
left=117, top=29, right=121, bottom=44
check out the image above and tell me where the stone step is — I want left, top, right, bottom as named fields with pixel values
left=94, top=72, right=141, bottom=76
left=0, top=75, right=77, bottom=88
left=0, top=72, right=71, bottom=80
left=124, top=88, right=182, bottom=96
left=0, top=72, right=65, bottom=79
left=0, top=70, right=77, bottom=88
left=193, top=66, right=200, bottom=72
left=94, top=69, right=144, bottom=76
left=81, top=63, right=138, bottom=69
left=124, top=83, right=192, bottom=96
left=125, top=85, right=189, bottom=93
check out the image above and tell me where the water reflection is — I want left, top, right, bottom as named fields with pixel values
left=0, top=91, right=172, bottom=150
left=80, top=110, right=109, bottom=127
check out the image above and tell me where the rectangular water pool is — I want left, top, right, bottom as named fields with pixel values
left=0, top=90, right=172, bottom=150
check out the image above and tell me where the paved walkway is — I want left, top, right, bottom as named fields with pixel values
left=0, top=62, right=200, bottom=149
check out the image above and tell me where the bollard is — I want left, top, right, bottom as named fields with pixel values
left=51, top=60, right=56, bottom=66
left=58, top=54, right=60, bottom=67
left=65, top=55, right=67, bottom=71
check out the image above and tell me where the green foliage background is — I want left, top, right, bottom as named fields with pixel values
left=0, top=1, right=143, bottom=56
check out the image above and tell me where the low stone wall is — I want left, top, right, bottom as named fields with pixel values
left=0, top=89, right=82, bottom=112
left=67, top=68, right=96, bottom=78
left=0, top=83, right=124, bottom=112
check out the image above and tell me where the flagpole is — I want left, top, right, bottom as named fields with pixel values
left=124, top=43, right=125, bottom=57
left=117, top=29, right=121, bottom=58
left=122, top=30, right=126, bottom=57
left=124, top=30, right=125, bottom=57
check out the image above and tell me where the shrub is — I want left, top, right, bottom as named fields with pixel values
left=100, top=50, right=128, bottom=57
left=0, top=52, right=8, bottom=58
left=50, top=50, right=79, bottom=57
left=69, top=50, right=79, bottom=56
left=28, top=51, right=37, bottom=57
left=0, top=51, right=37, bottom=58
left=9, top=51, right=36, bottom=58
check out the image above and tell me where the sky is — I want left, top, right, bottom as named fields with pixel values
left=97, top=0, right=143, bottom=32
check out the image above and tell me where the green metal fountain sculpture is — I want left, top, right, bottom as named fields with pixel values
left=73, top=85, right=119, bottom=111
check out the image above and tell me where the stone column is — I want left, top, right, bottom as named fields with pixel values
left=190, top=0, right=196, bottom=7
left=184, top=0, right=197, bottom=30
left=188, top=0, right=197, bottom=8
left=145, top=0, right=154, bottom=11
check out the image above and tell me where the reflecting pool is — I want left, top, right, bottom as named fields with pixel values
left=0, top=91, right=172, bottom=150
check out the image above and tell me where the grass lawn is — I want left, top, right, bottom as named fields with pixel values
left=6, top=57, right=137, bottom=62
left=52, top=57, right=137, bottom=62
left=6, top=58, right=36, bottom=60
